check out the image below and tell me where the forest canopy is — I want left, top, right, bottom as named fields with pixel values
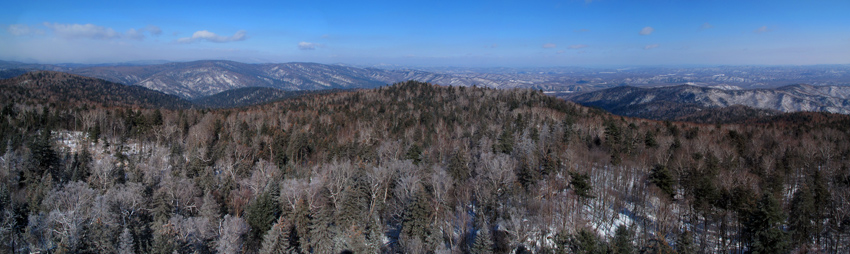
left=0, top=80, right=849, bottom=253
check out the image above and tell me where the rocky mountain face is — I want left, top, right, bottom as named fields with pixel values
left=565, top=84, right=850, bottom=120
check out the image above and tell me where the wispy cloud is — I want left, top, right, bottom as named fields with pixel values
left=491, top=43, right=498, bottom=48
left=644, top=44, right=659, bottom=50
left=639, top=26, right=654, bottom=35
left=6, top=24, right=44, bottom=36
left=177, top=30, right=247, bottom=43
left=125, top=28, right=145, bottom=40
left=145, top=25, right=162, bottom=36
left=556, top=50, right=565, bottom=54
left=542, top=43, right=557, bottom=48
left=569, top=44, right=588, bottom=49
left=124, top=26, right=161, bottom=40
left=298, top=41, right=321, bottom=50
left=753, top=26, right=769, bottom=34
left=699, top=22, right=714, bottom=30
left=575, top=29, right=590, bottom=33
left=39, top=22, right=161, bottom=40
left=44, top=22, right=121, bottom=40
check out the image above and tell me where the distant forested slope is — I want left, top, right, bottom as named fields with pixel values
left=0, top=71, right=192, bottom=109
left=192, top=87, right=341, bottom=108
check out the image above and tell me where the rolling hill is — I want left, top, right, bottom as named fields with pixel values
left=191, top=86, right=341, bottom=108
left=0, top=71, right=192, bottom=109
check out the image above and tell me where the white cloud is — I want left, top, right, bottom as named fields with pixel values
left=298, top=41, right=320, bottom=50
left=126, top=25, right=162, bottom=40
left=700, top=22, right=714, bottom=30
left=542, top=43, right=557, bottom=48
left=145, top=25, right=162, bottom=36
left=644, top=44, right=659, bottom=50
left=6, top=24, right=44, bottom=36
left=125, top=28, right=145, bottom=40
left=177, top=30, right=247, bottom=43
left=44, top=22, right=121, bottom=40
left=569, top=44, right=588, bottom=49
left=754, top=26, right=769, bottom=34
left=639, top=26, right=654, bottom=35
left=39, top=22, right=161, bottom=40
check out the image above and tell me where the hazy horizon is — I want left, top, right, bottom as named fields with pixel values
left=3, top=0, right=850, bottom=67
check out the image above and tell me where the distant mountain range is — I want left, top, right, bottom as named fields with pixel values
left=1, top=60, right=532, bottom=99
left=3, top=60, right=850, bottom=121
left=564, top=84, right=850, bottom=121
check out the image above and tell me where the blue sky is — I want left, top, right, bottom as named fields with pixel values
left=2, top=0, right=849, bottom=66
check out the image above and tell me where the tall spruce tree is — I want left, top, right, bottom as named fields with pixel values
left=745, top=193, right=789, bottom=254
left=471, top=222, right=493, bottom=254
left=612, top=225, right=634, bottom=254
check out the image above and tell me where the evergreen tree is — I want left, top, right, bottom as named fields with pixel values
left=447, top=152, right=470, bottom=183
left=570, top=172, right=594, bottom=199
left=246, top=187, right=282, bottom=247
left=402, top=189, right=433, bottom=242
left=71, top=147, right=92, bottom=182
left=810, top=169, right=830, bottom=246
left=405, top=143, right=423, bottom=165
left=644, top=131, right=658, bottom=148
left=118, top=227, right=135, bottom=254
left=259, top=217, right=293, bottom=254
left=516, top=162, right=538, bottom=189
left=604, top=119, right=622, bottom=149
left=570, top=229, right=606, bottom=254
left=612, top=225, right=634, bottom=254
left=745, top=193, right=789, bottom=254
left=28, top=128, right=58, bottom=175
left=675, top=230, right=695, bottom=254
left=495, top=128, right=514, bottom=154
left=309, top=204, right=336, bottom=254
left=338, top=171, right=370, bottom=230
left=291, top=199, right=311, bottom=253
left=562, top=116, right=575, bottom=143
left=200, top=190, right=221, bottom=224
left=470, top=222, right=493, bottom=254
left=788, top=186, right=815, bottom=249
left=649, top=164, right=675, bottom=200
left=150, top=109, right=164, bottom=126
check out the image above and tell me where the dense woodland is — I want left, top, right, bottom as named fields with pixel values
left=1, top=79, right=850, bottom=253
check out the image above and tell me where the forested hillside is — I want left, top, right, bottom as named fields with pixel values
left=0, top=71, right=192, bottom=110
left=0, top=81, right=849, bottom=253
left=565, top=84, right=850, bottom=121
left=192, top=87, right=340, bottom=109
